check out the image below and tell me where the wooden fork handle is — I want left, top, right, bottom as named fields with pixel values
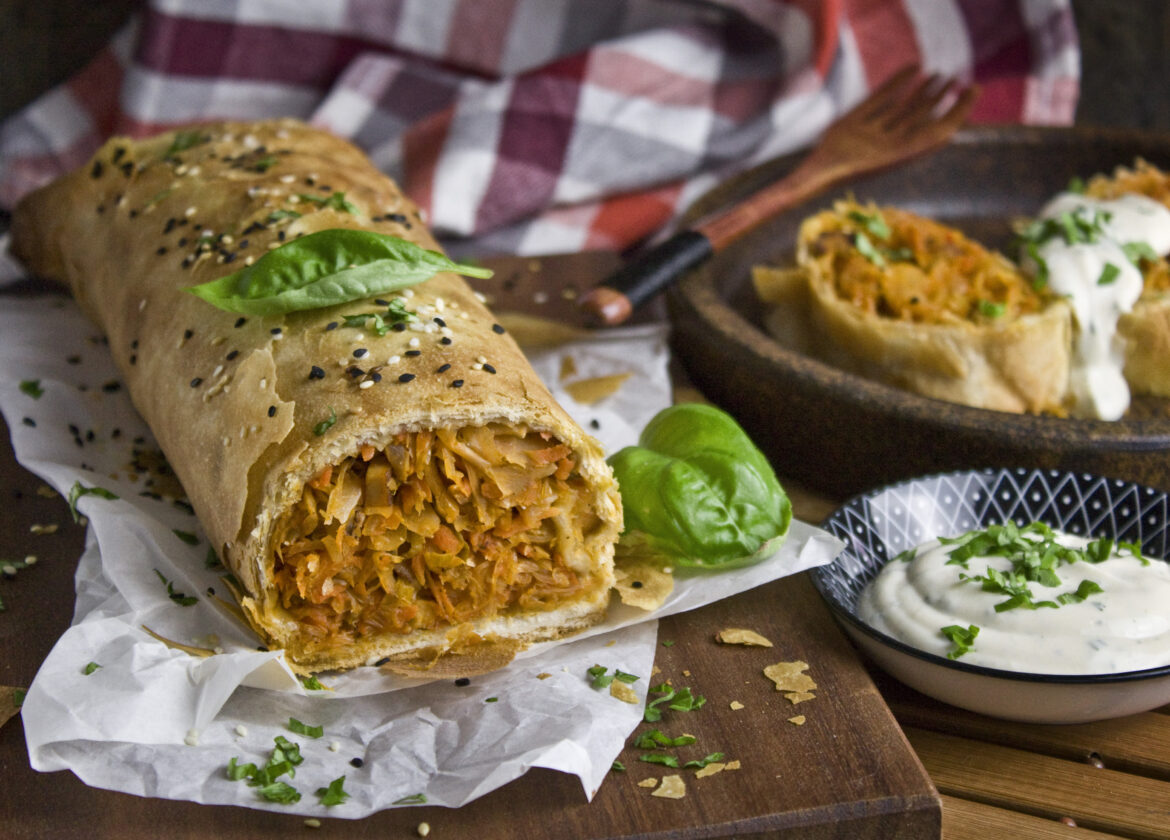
left=578, top=154, right=840, bottom=327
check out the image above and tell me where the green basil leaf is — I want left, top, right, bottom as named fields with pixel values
left=607, top=403, right=791, bottom=570
left=393, top=793, right=428, bottom=806
left=256, top=781, right=301, bottom=804
left=184, top=229, right=493, bottom=315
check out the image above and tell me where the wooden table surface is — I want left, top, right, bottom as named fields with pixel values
left=4, top=261, right=1170, bottom=840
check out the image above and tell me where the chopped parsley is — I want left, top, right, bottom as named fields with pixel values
left=166, top=130, right=206, bottom=157
left=683, top=752, right=726, bottom=769
left=587, top=664, right=640, bottom=690
left=977, top=299, right=1006, bottom=318
left=644, top=683, right=705, bottom=723
left=393, top=793, right=428, bottom=806
left=257, top=781, right=301, bottom=804
left=226, top=736, right=308, bottom=804
left=300, top=675, right=327, bottom=691
left=847, top=209, right=892, bottom=241
left=83, top=662, right=102, bottom=675
left=19, top=379, right=44, bottom=398
left=205, top=547, right=222, bottom=569
left=67, top=481, right=119, bottom=523
left=1122, top=241, right=1159, bottom=266
left=941, top=624, right=980, bottom=660
left=634, top=729, right=696, bottom=749
left=298, top=191, right=358, bottom=215
left=342, top=299, right=415, bottom=336
left=153, top=569, right=198, bottom=606
left=316, top=775, right=350, bottom=806
left=638, top=753, right=680, bottom=768
left=313, top=406, right=338, bottom=436
left=265, top=209, right=301, bottom=224
left=1097, top=262, right=1121, bottom=286
left=288, top=717, right=324, bottom=738
left=172, top=529, right=199, bottom=546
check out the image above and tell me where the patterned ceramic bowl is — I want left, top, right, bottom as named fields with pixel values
left=811, top=468, right=1170, bottom=723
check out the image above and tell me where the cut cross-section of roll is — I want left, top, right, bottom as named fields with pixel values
left=796, top=200, right=1071, bottom=415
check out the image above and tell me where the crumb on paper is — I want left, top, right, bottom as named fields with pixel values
left=788, top=715, right=807, bottom=726
left=637, top=778, right=658, bottom=788
left=559, top=355, right=578, bottom=382
left=605, top=639, right=616, bottom=647
left=536, top=672, right=553, bottom=680
left=564, top=372, right=632, bottom=405
left=613, top=562, right=673, bottom=610
left=610, top=680, right=639, bottom=704
left=717, top=628, right=773, bottom=647
left=652, top=774, right=686, bottom=799
left=694, top=763, right=725, bottom=779
left=234, top=724, right=247, bottom=737
left=184, top=728, right=200, bottom=746
left=729, top=700, right=744, bottom=711
left=764, top=660, right=816, bottom=695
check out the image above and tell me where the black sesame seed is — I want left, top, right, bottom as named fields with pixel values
left=222, top=252, right=237, bottom=264
left=398, top=373, right=416, bottom=383
left=238, top=239, right=249, bottom=249
left=325, top=321, right=338, bottom=331
left=370, top=372, right=382, bottom=383
left=22, top=417, right=35, bottom=427
left=349, top=757, right=364, bottom=768
left=437, top=363, right=451, bottom=373
left=111, top=428, right=122, bottom=438
left=226, top=349, right=239, bottom=361
left=120, top=161, right=134, bottom=177
left=112, top=147, right=125, bottom=163
left=347, top=366, right=365, bottom=378
left=67, top=355, right=81, bottom=365
left=439, top=336, right=452, bottom=346
left=91, top=160, right=104, bottom=179
left=387, top=213, right=408, bottom=224
left=85, top=429, right=95, bottom=442
left=450, top=379, right=464, bottom=388
left=267, top=405, right=276, bottom=417
left=375, top=298, right=390, bottom=306
left=353, top=348, right=368, bottom=358
left=131, top=340, right=139, bottom=350
left=492, top=323, right=505, bottom=334
left=589, top=419, right=600, bottom=430
left=183, top=329, right=194, bottom=340
left=454, top=677, right=471, bottom=687
left=433, top=316, right=446, bottom=327
left=278, top=230, right=287, bottom=241
left=374, top=656, right=391, bottom=666
left=482, top=363, right=496, bottom=374
left=270, top=327, right=282, bottom=335
left=178, top=236, right=188, bottom=246
left=129, top=209, right=139, bottom=218
left=309, top=365, right=325, bottom=380
left=96, top=204, right=105, bottom=214
left=632, top=580, right=643, bottom=589
left=181, top=257, right=193, bottom=268
left=101, top=381, right=121, bottom=393
left=405, top=349, right=421, bottom=357
left=190, top=377, right=202, bottom=387
left=391, top=322, right=406, bottom=332
left=234, top=317, right=247, bottom=328
left=243, top=221, right=264, bottom=235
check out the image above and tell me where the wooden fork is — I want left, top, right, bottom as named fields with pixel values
left=579, top=66, right=979, bottom=326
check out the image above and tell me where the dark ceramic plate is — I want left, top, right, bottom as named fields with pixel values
left=809, top=467, right=1170, bottom=723
left=666, top=126, right=1170, bottom=499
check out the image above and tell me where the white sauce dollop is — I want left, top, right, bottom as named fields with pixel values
left=858, top=529, right=1170, bottom=675
left=1035, top=193, right=1170, bottom=420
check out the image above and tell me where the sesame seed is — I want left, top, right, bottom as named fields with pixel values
left=375, top=298, right=390, bottom=306
left=483, top=363, right=497, bottom=374
left=212, top=365, right=224, bottom=377
left=235, top=724, right=248, bottom=737
left=183, top=329, right=194, bottom=340
left=325, top=321, right=338, bottom=331
left=185, top=206, right=197, bottom=217
left=492, top=323, right=505, bottom=334
left=455, top=677, right=471, bottom=686
left=359, top=379, right=375, bottom=389
left=22, top=417, right=35, bottom=427
left=450, top=379, right=464, bottom=388
left=226, top=350, right=239, bottom=361
left=309, top=366, right=325, bottom=380
left=267, top=405, right=276, bottom=417
left=347, top=366, right=365, bottom=378
left=91, top=160, right=104, bottom=178
left=440, top=337, right=452, bottom=345
left=433, top=316, right=446, bottom=327
left=392, top=322, right=406, bottom=332
left=405, top=350, right=421, bottom=357
left=473, top=363, right=483, bottom=371
left=350, top=757, right=364, bottom=768
left=353, top=348, right=368, bottom=358
left=190, top=378, right=202, bottom=387
left=398, top=373, right=416, bottom=383
left=437, top=363, right=451, bottom=373
left=408, top=337, right=420, bottom=348
left=476, top=355, right=487, bottom=364
left=234, top=317, right=247, bottom=328
left=387, top=355, right=400, bottom=364
left=329, top=740, right=340, bottom=752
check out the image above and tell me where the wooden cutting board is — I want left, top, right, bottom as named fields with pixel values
left=0, top=255, right=940, bottom=837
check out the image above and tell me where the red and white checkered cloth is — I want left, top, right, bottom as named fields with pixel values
left=0, top=0, right=1078, bottom=256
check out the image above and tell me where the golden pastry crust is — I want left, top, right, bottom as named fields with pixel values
left=794, top=200, right=1070, bottom=414
left=11, top=119, right=622, bottom=674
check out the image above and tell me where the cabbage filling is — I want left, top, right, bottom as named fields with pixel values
left=272, top=423, right=603, bottom=647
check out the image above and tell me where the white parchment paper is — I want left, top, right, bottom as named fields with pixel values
left=0, top=291, right=841, bottom=817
